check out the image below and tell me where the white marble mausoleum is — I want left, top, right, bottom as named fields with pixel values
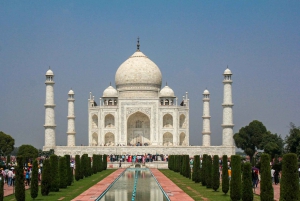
left=43, top=41, right=235, bottom=157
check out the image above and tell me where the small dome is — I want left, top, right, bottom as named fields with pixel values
left=224, top=68, right=232, bottom=75
left=46, top=69, right=54, bottom=76
left=103, top=86, right=118, bottom=97
left=203, top=89, right=210, bottom=94
left=160, top=85, right=175, bottom=97
left=68, top=89, right=74, bottom=95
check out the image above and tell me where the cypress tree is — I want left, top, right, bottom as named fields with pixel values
left=206, top=155, right=212, bottom=188
left=58, top=157, right=67, bottom=188
left=260, top=154, right=273, bottom=201
left=15, top=156, right=25, bottom=200
left=242, top=162, right=253, bottom=201
left=0, top=172, right=4, bottom=201
left=103, top=154, right=107, bottom=170
left=81, top=154, right=86, bottom=178
left=212, top=155, right=220, bottom=191
left=6, top=155, right=11, bottom=167
left=180, top=155, right=184, bottom=176
left=99, top=155, right=103, bottom=172
left=222, top=155, right=229, bottom=195
left=201, top=154, right=208, bottom=186
left=280, top=153, right=299, bottom=201
left=30, top=159, right=39, bottom=199
left=92, top=154, right=97, bottom=174
left=192, top=155, right=200, bottom=182
left=187, top=155, right=191, bottom=179
left=65, top=155, right=72, bottom=185
left=41, top=159, right=51, bottom=196
left=49, top=155, right=59, bottom=192
left=88, top=157, right=92, bottom=176
left=75, top=155, right=80, bottom=181
left=230, top=155, right=242, bottom=201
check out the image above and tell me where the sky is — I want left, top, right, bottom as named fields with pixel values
left=0, top=1, right=299, bottom=149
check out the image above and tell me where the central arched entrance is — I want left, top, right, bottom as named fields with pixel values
left=127, top=112, right=150, bottom=146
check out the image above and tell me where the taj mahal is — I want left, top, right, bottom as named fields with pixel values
left=43, top=41, right=235, bottom=157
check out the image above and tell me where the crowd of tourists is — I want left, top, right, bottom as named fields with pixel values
left=108, top=154, right=169, bottom=163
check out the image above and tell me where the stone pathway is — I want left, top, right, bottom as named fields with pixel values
left=72, top=168, right=125, bottom=201
left=254, top=182, right=280, bottom=201
left=150, top=169, right=194, bottom=201
left=3, top=183, right=31, bottom=197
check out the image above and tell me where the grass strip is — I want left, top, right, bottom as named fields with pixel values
left=159, top=169, right=260, bottom=201
left=4, top=169, right=116, bottom=201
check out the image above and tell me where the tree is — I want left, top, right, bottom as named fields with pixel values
left=284, top=123, right=300, bottom=155
left=212, top=155, right=220, bottom=191
left=0, top=131, right=14, bottom=156
left=31, top=159, right=39, bottom=199
left=242, top=162, right=253, bottom=201
left=99, top=155, right=103, bottom=172
left=17, top=144, right=38, bottom=163
left=59, top=157, right=67, bottom=188
left=49, top=155, right=59, bottom=192
left=41, top=159, right=51, bottom=196
left=205, top=155, right=212, bottom=188
left=103, top=154, right=107, bottom=170
left=230, top=155, right=241, bottom=201
left=233, top=120, right=267, bottom=162
left=6, top=155, right=11, bottom=166
left=280, top=153, right=299, bottom=201
left=222, top=155, right=229, bottom=195
left=192, top=155, right=200, bottom=183
left=260, top=154, right=273, bottom=201
left=65, top=155, right=72, bottom=186
left=15, top=156, right=25, bottom=201
left=201, top=154, right=207, bottom=186
left=261, top=132, right=284, bottom=159
left=75, top=155, right=81, bottom=181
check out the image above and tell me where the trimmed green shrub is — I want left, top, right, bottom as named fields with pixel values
left=75, top=155, right=80, bottom=181
left=206, top=155, right=212, bottom=188
left=41, top=159, right=51, bottom=196
left=242, top=162, right=253, bottom=201
left=15, top=156, right=25, bottom=200
left=280, top=153, right=299, bottom=201
left=65, top=155, right=72, bottom=186
left=99, top=155, right=103, bottom=172
left=201, top=154, right=208, bottom=186
left=58, top=157, right=67, bottom=188
left=92, top=154, right=97, bottom=174
left=192, top=155, right=200, bottom=182
left=50, top=155, right=59, bottom=192
left=230, top=155, right=241, bottom=201
left=0, top=171, right=4, bottom=201
left=30, top=159, right=39, bottom=199
left=212, top=155, right=220, bottom=191
left=6, top=155, right=11, bottom=167
left=103, top=154, right=107, bottom=170
left=222, top=155, right=229, bottom=194
left=260, top=154, right=273, bottom=201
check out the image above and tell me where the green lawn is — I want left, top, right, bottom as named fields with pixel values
left=160, top=169, right=260, bottom=201
left=4, top=169, right=116, bottom=201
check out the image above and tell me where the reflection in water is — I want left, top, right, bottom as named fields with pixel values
left=99, top=169, right=168, bottom=201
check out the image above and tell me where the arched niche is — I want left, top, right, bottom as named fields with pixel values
left=105, top=132, right=115, bottom=146
left=92, top=114, right=98, bottom=128
left=105, top=114, right=115, bottom=128
left=179, top=114, right=186, bottom=128
left=163, top=114, right=173, bottom=128
left=92, top=132, right=98, bottom=146
left=127, top=112, right=150, bottom=146
left=163, top=132, right=173, bottom=146
left=179, top=132, right=186, bottom=146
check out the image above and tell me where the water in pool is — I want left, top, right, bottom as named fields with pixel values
left=98, top=168, right=169, bottom=201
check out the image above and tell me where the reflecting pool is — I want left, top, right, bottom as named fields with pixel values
left=97, top=168, right=169, bottom=201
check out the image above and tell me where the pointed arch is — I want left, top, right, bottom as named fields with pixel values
left=127, top=112, right=150, bottom=146
left=105, top=114, right=115, bottom=128
left=179, top=114, right=186, bottom=128
left=105, top=132, right=115, bottom=146
left=163, top=114, right=173, bottom=128
left=163, top=132, right=173, bottom=146
left=92, top=114, right=98, bottom=128
left=92, top=132, right=98, bottom=146
left=179, top=132, right=187, bottom=146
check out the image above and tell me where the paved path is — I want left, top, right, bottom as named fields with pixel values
left=3, top=183, right=31, bottom=197
left=151, top=169, right=194, bottom=201
left=254, top=182, right=280, bottom=201
left=72, top=168, right=125, bottom=201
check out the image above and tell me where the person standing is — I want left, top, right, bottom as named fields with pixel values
left=271, top=168, right=275, bottom=184
left=7, top=169, right=13, bottom=186
left=274, top=170, right=280, bottom=185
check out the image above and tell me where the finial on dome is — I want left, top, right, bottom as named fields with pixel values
left=227, top=65, right=228, bottom=69
left=166, top=82, right=168, bottom=86
left=49, top=66, right=51, bottom=69
left=136, top=37, right=140, bottom=51
left=110, top=82, right=111, bottom=86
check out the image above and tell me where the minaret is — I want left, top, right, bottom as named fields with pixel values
left=222, top=67, right=234, bottom=146
left=202, top=89, right=211, bottom=146
left=44, top=68, right=56, bottom=149
left=67, top=89, right=76, bottom=146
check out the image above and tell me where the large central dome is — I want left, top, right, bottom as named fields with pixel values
left=115, top=50, right=162, bottom=96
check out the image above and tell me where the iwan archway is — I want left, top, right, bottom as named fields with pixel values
left=127, top=112, right=150, bottom=146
